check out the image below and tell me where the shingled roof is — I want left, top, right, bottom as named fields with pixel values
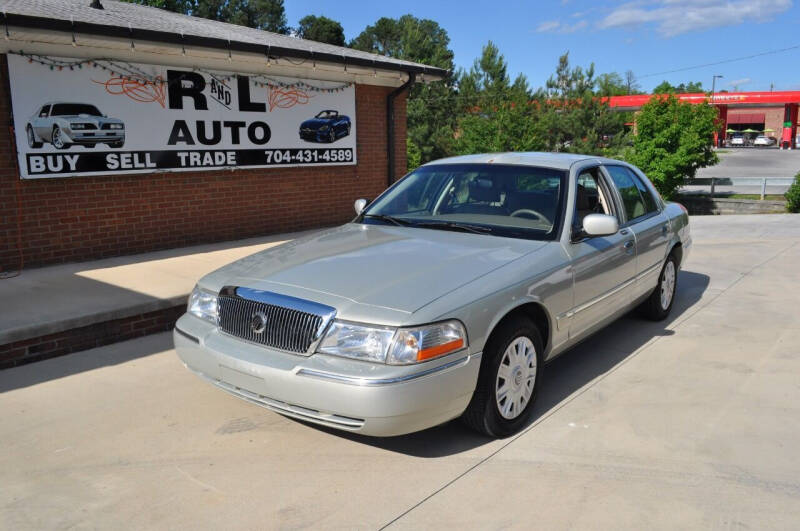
left=0, top=0, right=448, bottom=78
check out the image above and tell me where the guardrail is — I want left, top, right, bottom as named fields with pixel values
left=685, top=177, right=794, bottom=199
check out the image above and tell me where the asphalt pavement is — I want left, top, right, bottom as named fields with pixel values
left=2, top=214, right=799, bottom=530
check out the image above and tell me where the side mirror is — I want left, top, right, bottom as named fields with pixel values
left=582, top=214, right=619, bottom=237
left=354, top=198, right=369, bottom=216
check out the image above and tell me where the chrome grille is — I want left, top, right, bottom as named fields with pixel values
left=217, top=287, right=336, bottom=354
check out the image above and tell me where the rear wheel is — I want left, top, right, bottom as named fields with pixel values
left=640, top=253, right=678, bottom=321
left=26, top=125, right=42, bottom=148
left=462, top=316, right=543, bottom=437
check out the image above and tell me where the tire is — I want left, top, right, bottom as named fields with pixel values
left=346, top=123, right=351, bottom=136
left=462, top=315, right=544, bottom=438
left=52, top=126, right=70, bottom=149
left=108, top=140, right=124, bottom=148
left=26, top=125, right=42, bottom=148
left=328, top=129, right=336, bottom=143
left=84, top=143, right=96, bottom=148
left=640, top=252, right=678, bottom=321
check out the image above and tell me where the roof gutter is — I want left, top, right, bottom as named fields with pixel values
left=387, top=73, right=415, bottom=187
left=1, top=12, right=447, bottom=79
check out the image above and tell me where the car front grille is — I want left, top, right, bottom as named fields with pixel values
left=217, top=287, right=336, bottom=354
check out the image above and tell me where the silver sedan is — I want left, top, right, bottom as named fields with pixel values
left=174, top=152, right=691, bottom=437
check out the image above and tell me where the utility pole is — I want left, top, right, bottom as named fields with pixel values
left=711, top=75, right=723, bottom=147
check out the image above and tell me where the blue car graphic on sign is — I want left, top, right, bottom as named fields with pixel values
left=299, top=110, right=351, bottom=143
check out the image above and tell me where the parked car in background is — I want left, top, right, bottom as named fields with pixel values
left=26, top=102, right=125, bottom=149
left=753, top=135, right=776, bottom=147
left=299, top=110, right=351, bottom=143
left=730, top=133, right=745, bottom=146
left=174, top=152, right=691, bottom=438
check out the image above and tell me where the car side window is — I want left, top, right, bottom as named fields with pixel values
left=629, top=171, right=660, bottom=214
left=38, top=105, right=50, bottom=118
left=605, top=165, right=655, bottom=222
left=573, top=168, right=614, bottom=233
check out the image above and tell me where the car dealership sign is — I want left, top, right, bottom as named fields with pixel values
left=7, top=54, right=357, bottom=179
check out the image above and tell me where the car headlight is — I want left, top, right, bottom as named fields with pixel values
left=319, top=125, right=329, bottom=131
left=316, top=319, right=467, bottom=365
left=108, top=123, right=124, bottom=130
left=70, top=123, right=91, bottom=130
left=188, top=285, right=218, bottom=324
left=387, top=320, right=468, bottom=365
left=317, top=321, right=395, bottom=363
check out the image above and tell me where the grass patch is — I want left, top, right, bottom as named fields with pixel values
left=721, top=194, right=786, bottom=201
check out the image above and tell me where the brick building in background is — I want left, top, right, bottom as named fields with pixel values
left=0, top=0, right=446, bottom=271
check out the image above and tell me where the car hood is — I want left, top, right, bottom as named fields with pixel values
left=200, top=223, right=548, bottom=320
left=57, top=115, right=122, bottom=125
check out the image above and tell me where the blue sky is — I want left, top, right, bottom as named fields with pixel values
left=285, top=0, right=798, bottom=93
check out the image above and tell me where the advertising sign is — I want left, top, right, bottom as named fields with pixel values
left=7, top=54, right=357, bottom=179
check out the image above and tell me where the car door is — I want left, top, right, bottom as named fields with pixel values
left=565, top=166, right=637, bottom=340
left=602, top=165, right=669, bottom=301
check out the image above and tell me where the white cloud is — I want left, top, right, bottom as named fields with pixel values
left=597, top=0, right=792, bottom=37
left=536, top=19, right=588, bottom=34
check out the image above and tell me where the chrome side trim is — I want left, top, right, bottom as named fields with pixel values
left=556, top=260, right=666, bottom=323
left=636, top=261, right=662, bottom=281
left=296, top=352, right=479, bottom=386
left=174, top=326, right=200, bottom=344
left=559, top=277, right=636, bottom=321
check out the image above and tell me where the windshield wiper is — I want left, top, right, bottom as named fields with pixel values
left=412, top=221, right=493, bottom=234
left=362, top=214, right=411, bottom=227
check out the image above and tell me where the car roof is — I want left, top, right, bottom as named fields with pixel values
left=423, top=152, right=623, bottom=171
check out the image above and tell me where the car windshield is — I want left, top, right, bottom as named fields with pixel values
left=315, top=110, right=338, bottom=119
left=360, top=163, right=566, bottom=240
left=51, top=104, right=102, bottom=116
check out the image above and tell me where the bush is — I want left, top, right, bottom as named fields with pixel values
left=786, top=172, right=800, bottom=213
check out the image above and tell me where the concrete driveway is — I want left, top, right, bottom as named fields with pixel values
left=2, top=215, right=799, bottom=530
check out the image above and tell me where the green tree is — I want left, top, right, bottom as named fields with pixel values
left=351, top=15, right=456, bottom=168
left=626, top=94, right=718, bottom=199
left=596, top=72, right=628, bottom=97
left=785, top=172, right=800, bottom=213
left=540, top=53, right=629, bottom=156
left=653, top=80, right=704, bottom=94
left=453, top=42, right=543, bottom=155
left=122, top=0, right=289, bottom=33
left=296, top=15, right=345, bottom=46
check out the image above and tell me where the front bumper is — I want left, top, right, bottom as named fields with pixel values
left=173, top=313, right=481, bottom=437
left=63, top=130, right=125, bottom=144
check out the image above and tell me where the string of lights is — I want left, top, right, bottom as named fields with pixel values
left=11, top=51, right=354, bottom=93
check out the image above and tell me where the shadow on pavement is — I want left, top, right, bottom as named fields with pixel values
left=0, top=332, right=175, bottom=393
left=320, top=270, right=710, bottom=458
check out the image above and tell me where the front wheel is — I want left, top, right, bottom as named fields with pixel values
left=640, top=253, right=678, bottom=321
left=462, top=316, right=543, bottom=437
left=52, top=126, right=70, bottom=149
left=328, top=129, right=336, bottom=143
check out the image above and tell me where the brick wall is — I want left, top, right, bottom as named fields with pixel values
left=0, top=53, right=407, bottom=270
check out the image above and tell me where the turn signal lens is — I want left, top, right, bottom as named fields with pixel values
left=387, top=320, right=468, bottom=365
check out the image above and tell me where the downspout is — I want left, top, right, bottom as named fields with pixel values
left=387, top=72, right=415, bottom=188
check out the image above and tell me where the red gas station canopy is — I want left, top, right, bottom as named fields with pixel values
left=606, top=91, right=800, bottom=109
